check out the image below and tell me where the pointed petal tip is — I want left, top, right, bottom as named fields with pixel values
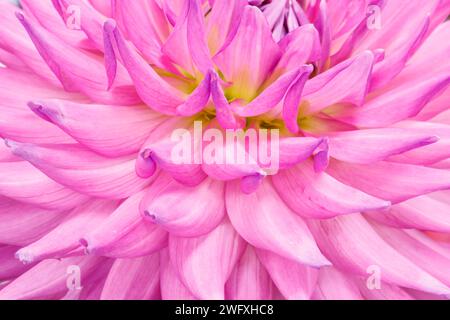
left=15, top=11, right=24, bottom=22
left=283, top=65, right=314, bottom=134
left=425, top=135, right=440, bottom=144
left=28, top=101, right=63, bottom=124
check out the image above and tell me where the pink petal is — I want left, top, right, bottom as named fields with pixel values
left=169, top=219, right=246, bottom=300
left=15, top=200, right=117, bottom=264
left=328, top=128, right=438, bottom=164
left=313, top=267, right=363, bottom=300
left=176, top=70, right=212, bottom=116
left=205, top=0, right=246, bottom=55
left=17, top=12, right=140, bottom=105
left=276, top=24, right=321, bottom=73
left=138, top=118, right=207, bottom=186
left=282, top=65, right=314, bottom=133
left=21, top=0, right=92, bottom=50
left=367, top=193, right=450, bottom=233
left=52, top=0, right=107, bottom=51
left=357, top=280, right=414, bottom=300
left=273, top=161, right=390, bottom=219
left=0, top=197, right=66, bottom=246
left=226, top=179, right=330, bottom=267
left=112, top=0, right=170, bottom=67
left=101, top=253, right=160, bottom=300
left=233, top=67, right=308, bottom=118
left=0, top=256, right=106, bottom=300
left=103, top=19, right=185, bottom=115
left=328, top=159, right=450, bottom=203
left=0, top=160, right=89, bottom=210
left=81, top=190, right=167, bottom=258
left=28, top=99, right=167, bottom=157
left=278, top=137, right=325, bottom=169
left=214, top=5, right=281, bottom=101
left=256, top=249, right=318, bottom=300
left=210, top=71, right=243, bottom=129
left=140, top=174, right=225, bottom=237
left=6, top=141, right=152, bottom=199
left=225, top=246, right=274, bottom=300
left=335, top=73, right=450, bottom=127
left=160, top=249, right=197, bottom=300
left=309, top=215, right=450, bottom=295
left=303, top=51, right=374, bottom=115
left=372, top=222, right=450, bottom=288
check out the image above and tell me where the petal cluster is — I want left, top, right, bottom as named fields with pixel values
left=0, top=0, right=449, bottom=300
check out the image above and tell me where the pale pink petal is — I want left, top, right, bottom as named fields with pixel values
left=356, top=279, right=414, bottom=300
left=214, top=5, right=281, bottom=102
left=0, top=256, right=107, bottom=300
left=226, top=179, right=330, bottom=267
left=309, top=215, right=450, bottom=295
left=169, top=219, right=246, bottom=300
left=140, top=174, right=225, bottom=237
left=28, top=99, right=167, bottom=157
left=328, top=160, right=450, bottom=203
left=101, top=253, right=160, bottom=300
left=0, top=197, right=66, bottom=246
left=0, top=161, right=89, bottom=210
left=103, top=19, right=185, bottom=114
left=160, top=249, right=197, bottom=300
left=328, top=128, right=438, bottom=164
left=303, top=51, right=374, bottom=115
left=273, top=161, right=390, bottom=219
left=6, top=141, right=151, bottom=199
left=15, top=200, right=117, bottom=264
left=256, top=249, right=318, bottom=300
left=225, top=246, right=274, bottom=300
left=367, top=193, right=450, bottom=233
left=312, top=267, right=363, bottom=300
left=205, top=0, right=246, bottom=55
left=81, top=190, right=168, bottom=258
left=17, top=12, right=140, bottom=105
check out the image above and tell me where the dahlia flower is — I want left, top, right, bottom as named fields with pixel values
left=0, top=0, right=450, bottom=301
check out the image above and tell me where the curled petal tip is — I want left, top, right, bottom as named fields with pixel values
left=136, top=149, right=157, bottom=178
left=15, top=250, right=35, bottom=265
left=79, top=238, right=88, bottom=248
left=240, top=173, right=265, bottom=194
left=103, top=19, right=117, bottom=32
left=143, top=210, right=163, bottom=224
left=313, top=151, right=329, bottom=173
left=313, top=138, right=330, bottom=173
left=143, top=210, right=157, bottom=221
left=79, top=238, right=96, bottom=255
